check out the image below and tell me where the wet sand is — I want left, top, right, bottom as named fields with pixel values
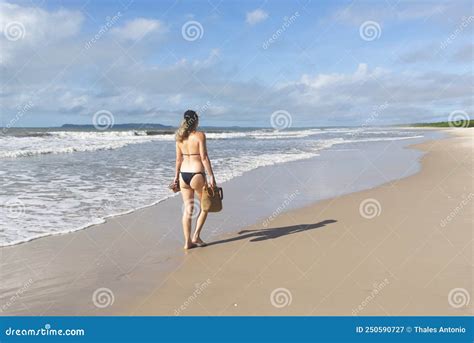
left=0, top=129, right=471, bottom=316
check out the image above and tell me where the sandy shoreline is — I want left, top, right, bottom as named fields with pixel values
left=0, top=129, right=471, bottom=316
left=132, top=128, right=473, bottom=316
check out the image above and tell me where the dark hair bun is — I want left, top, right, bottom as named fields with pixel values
left=184, top=110, right=198, bottom=123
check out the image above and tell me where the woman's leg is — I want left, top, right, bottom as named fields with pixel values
left=190, top=174, right=208, bottom=245
left=180, top=186, right=196, bottom=249
left=193, top=187, right=208, bottom=244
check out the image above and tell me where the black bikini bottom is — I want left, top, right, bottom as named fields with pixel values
left=180, top=172, right=205, bottom=186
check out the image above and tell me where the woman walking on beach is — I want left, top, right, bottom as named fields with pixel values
left=174, top=110, right=216, bottom=249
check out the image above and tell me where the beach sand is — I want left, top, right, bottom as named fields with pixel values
left=0, top=129, right=472, bottom=316
left=132, top=128, right=473, bottom=316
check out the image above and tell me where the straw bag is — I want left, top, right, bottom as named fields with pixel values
left=201, top=184, right=223, bottom=212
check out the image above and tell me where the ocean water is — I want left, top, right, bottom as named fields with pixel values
left=0, top=127, right=427, bottom=247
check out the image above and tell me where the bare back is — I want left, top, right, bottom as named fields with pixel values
left=177, top=131, right=205, bottom=173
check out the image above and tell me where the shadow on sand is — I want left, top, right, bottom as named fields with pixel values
left=208, top=219, right=337, bottom=247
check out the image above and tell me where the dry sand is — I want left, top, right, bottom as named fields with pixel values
left=132, top=129, right=473, bottom=316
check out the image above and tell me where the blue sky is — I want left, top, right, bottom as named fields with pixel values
left=0, top=0, right=472, bottom=127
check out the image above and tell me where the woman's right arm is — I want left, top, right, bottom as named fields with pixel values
left=174, top=142, right=183, bottom=184
left=198, top=132, right=216, bottom=187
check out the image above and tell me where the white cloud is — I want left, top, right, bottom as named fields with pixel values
left=246, top=9, right=268, bottom=25
left=111, top=18, right=165, bottom=40
left=0, top=1, right=83, bottom=41
left=0, top=1, right=83, bottom=64
left=168, top=94, right=182, bottom=105
left=4, top=54, right=471, bottom=126
left=293, top=64, right=386, bottom=90
left=334, top=1, right=469, bottom=26
left=453, top=44, right=473, bottom=62
left=397, top=46, right=437, bottom=64
left=397, top=41, right=473, bottom=64
left=206, top=105, right=228, bottom=116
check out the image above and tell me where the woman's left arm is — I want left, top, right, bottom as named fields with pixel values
left=174, top=142, right=183, bottom=183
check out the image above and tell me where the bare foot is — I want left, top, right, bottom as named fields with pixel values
left=184, top=242, right=197, bottom=250
left=192, top=237, right=207, bottom=247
